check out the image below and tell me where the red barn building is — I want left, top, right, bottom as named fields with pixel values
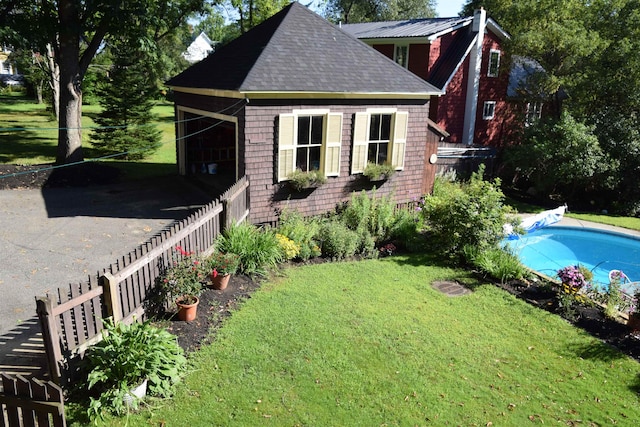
left=342, top=10, right=524, bottom=175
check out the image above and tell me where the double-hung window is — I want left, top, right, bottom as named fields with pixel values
left=525, top=102, right=543, bottom=126
left=351, top=109, right=408, bottom=174
left=277, top=110, right=343, bottom=181
left=483, top=101, right=496, bottom=120
left=488, top=49, right=501, bottom=77
left=394, top=45, right=408, bottom=68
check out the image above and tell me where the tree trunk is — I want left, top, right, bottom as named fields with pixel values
left=56, top=0, right=83, bottom=165
left=45, top=44, right=60, bottom=120
left=35, top=80, right=43, bottom=104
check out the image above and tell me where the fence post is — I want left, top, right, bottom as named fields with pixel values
left=100, top=273, right=122, bottom=322
left=35, top=297, right=62, bottom=385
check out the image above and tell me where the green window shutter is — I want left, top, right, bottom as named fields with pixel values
left=323, top=113, right=342, bottom=177
left=278, top=113, right=296, bottom=181
left=390, top=111, right=408, bottom=170
left=351, top=112, right=369, bottom=174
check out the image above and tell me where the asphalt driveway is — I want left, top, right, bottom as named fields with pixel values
left=0, top=175, right=213, bottom=335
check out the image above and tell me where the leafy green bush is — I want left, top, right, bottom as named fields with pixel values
left=464, top=246, right=529, bottom=283
left=216, top=222, right=283, bottom=277
left=84, top=319, right=186, bottom=421
left=420, top=165, right=517, bottom=260
left=388, top=206, right=423, bottom=252
left=317, top=219, right=359, bottom=259
left=339, top=189, right=396, bottom=243
left=276, top=209, right=321, bottom=261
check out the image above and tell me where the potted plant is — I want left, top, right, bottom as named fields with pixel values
left=363, top=162, right=395, bottom=182
left=160, top=245, right=207, bottom=321
left=287, top=169, right=327, bottom=192
left=85, top=319, right=187, bottom=421
left=206, top=251, right=241, bottom=290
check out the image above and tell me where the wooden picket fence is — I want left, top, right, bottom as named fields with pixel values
left=0, top=374, right=65, bottom=427
left=34, top=176, right=250, bottom=385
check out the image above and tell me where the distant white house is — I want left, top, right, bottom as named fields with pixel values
left=182, top=32, right=215, bottom=64
left=0, top=45, right=22, bottom=85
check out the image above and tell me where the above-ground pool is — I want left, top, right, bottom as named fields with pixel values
left=504, top=226, right=640, bottom=288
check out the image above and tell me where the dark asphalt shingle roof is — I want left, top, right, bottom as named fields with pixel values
left=167, top=2, right=440, bottom=96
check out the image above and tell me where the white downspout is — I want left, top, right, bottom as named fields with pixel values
left=462, top=8, right=486, bottom=146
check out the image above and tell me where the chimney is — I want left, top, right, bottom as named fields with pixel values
left=473, top=8, right=486, bottom=33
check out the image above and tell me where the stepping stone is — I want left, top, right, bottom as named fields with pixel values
left=432, top=280, right=472, bottom=297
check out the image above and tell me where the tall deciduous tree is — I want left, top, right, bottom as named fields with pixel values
left=230, top=0, right=290, bottom=33
left=0, top=0, right=206, bottom=166
left=324, top=0, right=436, bottom=24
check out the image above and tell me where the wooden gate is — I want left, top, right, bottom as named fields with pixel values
left=0, top=374, right=65, bottom=427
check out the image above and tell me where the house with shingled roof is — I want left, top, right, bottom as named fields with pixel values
left=342, top=10, right=524, bottom=176
left=167, top=2, right=443, bottom=225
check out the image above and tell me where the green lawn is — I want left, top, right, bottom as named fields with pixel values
left=0, top=95, right=177, bottom=179
left=74, top=255, right=640, bottom=426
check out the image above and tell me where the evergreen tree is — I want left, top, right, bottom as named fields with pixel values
left=91, top=42, right=162, bottom=161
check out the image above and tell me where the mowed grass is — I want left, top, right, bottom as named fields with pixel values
left=87, top=255, right=640, bottom=426
left=0, top=95, right=177, bottom=179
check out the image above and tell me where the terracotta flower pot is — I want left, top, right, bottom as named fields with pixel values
left=210, top=272, right=231, bottom=290
left=176, top=296, right=199, bottom=321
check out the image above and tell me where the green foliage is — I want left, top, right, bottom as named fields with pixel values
left=159, top=246, right=207, bottom=304
left=339, top=189, right=396, bottom=243
left=503, top=112, right=605, bottom=201
left=420, top=165, right=515, bottom=259
left=90, top=40, right=162, bottom=160
left=276, top=209, right=322, bottom=261
left=464, top=246, right=529, bottom=283
left=317, top=219, right=359, bottom=259
left=215, top=222, right=284, bottom=277
left=94, top=256, right=640, bottom=426
left=205, top=251, right=241, bottom=275
left=362, top=162, right=395, bottom=181
left=325, top=0, right=437, bottom=24
left=84, top=319, right=186, bottom=421
left=287, top=169, right=327, bottom=191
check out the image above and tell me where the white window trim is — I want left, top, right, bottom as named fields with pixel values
left=277, top=110, right=343, bottom=182
left=351, top=108, right=408, bottom=174
left=483, top=101, right=496, bottom=120
left=487, top=49, right=501, bottom=77
left=525, top=102, right=543, bottom=126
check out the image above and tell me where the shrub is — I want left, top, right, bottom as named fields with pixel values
left=464, top=246, right=529, bottom=283
left=84, top=319, right=186, bottom=421
left=277, top=209, right=321, bottom=261
left=420, top=165, right=516, bottom=260
left=216, top=222, right=283, bottom=277
left=339, top=189, right=396, bottom=243
left=318, top=219, right=359, bottom=259
left=388, top=206, right=423, bottom=252
left=276, top=233, right=301, bottom=260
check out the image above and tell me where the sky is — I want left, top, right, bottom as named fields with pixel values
left=435, top=0, right=467, bottom=17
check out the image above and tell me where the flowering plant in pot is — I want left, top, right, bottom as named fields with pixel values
left=206, top=251, right=241, bottom=290
left=160, top=246, right=207, bottom=319
left=556, top=264, right=591, bottom=319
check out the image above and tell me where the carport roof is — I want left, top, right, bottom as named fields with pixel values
left=166, top=2, right=440, bottom=98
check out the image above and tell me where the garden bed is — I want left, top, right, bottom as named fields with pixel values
left=496, top=279, right=640, bottom=362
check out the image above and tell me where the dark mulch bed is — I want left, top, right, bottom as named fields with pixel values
left=0, top=163, right=121, bottom=189
left=165, top=274, right=263, bottom=353
left=496, top=279, right=640, bottom=362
